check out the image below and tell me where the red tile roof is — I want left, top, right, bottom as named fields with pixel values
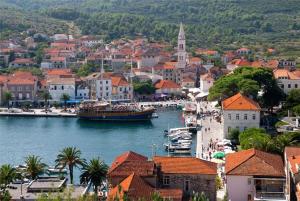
left=12, top=58, right=34, bottom=64
left=108, top=173, right=154, bottom=201
left=7, top=71, right=37, bottom=85
left=155, top=80, right=181, bottom=89
left=108, top=173, right=183, bottom=201
left=46, top=69, right=72, bottom=76
left=153, top=156, right=217, bottom=175
left=111, top=76, right=129, bottom=87
left=108, top=151, right=148, bottom=174
left=273, top=69, right=300, bottom=80
left=285, top=147, right=300, bottom=159
left=222, top=93, right=261, bottom=111
left=232, top=59, right=252, bottom=67
left=225, top=149, right=285, bottom=177
left=50, top=57, right=66, bottom=62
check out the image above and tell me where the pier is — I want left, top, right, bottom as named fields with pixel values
left=0, top=108, right=77, bottom=118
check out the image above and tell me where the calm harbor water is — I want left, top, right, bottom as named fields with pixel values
left=0, top=110, right=186, bottom=182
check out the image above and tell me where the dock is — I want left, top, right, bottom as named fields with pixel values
left=0, top=108, right=77, bottom=118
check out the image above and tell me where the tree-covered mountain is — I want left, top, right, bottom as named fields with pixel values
left=1, top=0, right=300, bottom=53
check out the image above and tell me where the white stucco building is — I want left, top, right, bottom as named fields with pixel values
left=47, top=77, right=76, bottom=102
left=222, top=93, right=261, bottom=137
left=200, top=73, right=214, bottom=93
left=273, top=69, right=300, bottom=94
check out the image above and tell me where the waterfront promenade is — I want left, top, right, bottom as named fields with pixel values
left=0, top=100, right=190, bottom=118
left=195, top=101, right=223, bottom=159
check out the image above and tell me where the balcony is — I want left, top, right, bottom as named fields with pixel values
left=254, top=178, right=286, bottom=201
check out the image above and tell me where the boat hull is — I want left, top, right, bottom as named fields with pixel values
left=78, top=109, right=155, bottom=121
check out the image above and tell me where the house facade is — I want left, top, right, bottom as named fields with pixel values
left=284, top=147, right=300, bottom=201
left=153, top=156, right=217, bottom=201
left=6, top=72, right=38, bottom=104
left=47, top=77, right=76, bottom=102
left=108, top=151, right=217, bottom=201
left=226, top=149, right=286, bottom=201
left=273, top=69, right=300, bottom=94
left=222, top=93, right=261, bottom=137
left=200, top=73, right=214, bottom=93
left=155, top=80, right=182, bottom=95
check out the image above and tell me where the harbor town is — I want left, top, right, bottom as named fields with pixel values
left=1, top=22, right=300, bottom=201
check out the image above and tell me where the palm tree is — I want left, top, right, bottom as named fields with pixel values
left=0, top=164, right=16, bottom=190
left=80, top=158, right=108, bottom=195
left=4, top=91, right=12, bottom=109
left=55, top=147, right=85, bottom=184
left=61, top=93, right=70, bottom=111
left=24, top=155, right=47, bottom=180
left=41, top=90, right=51, bottom=110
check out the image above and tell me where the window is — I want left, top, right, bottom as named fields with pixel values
left=184, top=180, right=190, bottom=192
left=163, top=176, right=170, bottom=186
left=62, top=86, right=64, bottom=90
left=26, top=93, right=30, bottom=99
left=106, top=87, right=108, bottom=90
left=281, top=84, right=284, bottom=89
left=236, top=114, right=239, bottom=120
left=248, top=194, right=251, bottom=201
left=252, top=114, right=256, bottom=120
left=54, top=86, right=57, bottom=90
left=244, top=127, right=247, bottom=131
left=248, top=178, right=251, bottom=185
left=228, top=114, right=231, bottom=120
left=244, top=114, right=248, bottom=120
left=106, top=81, right=108, bottom=84
left=288, top=84, right=291, bottom=88
left=295, top=84, right=298, bottom=88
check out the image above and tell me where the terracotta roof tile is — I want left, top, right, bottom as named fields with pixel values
left=111, top=76, right=129, bottom=87
left=153, top=156, right=217, bottom=175
left=109, top=151, right=148, bottom=174
left=108, top=173, right=154, bottom=201
left=222, top=93, right=261, bottom=111
left=285, top=147, right=300, bottom=159
left=225, top=149, right=285, bottom=177
left=108, top=173, right=183, bottom=201
left=12, top=58, right=34, bottom=64
left=155, top=80, right=181, bottom=89
left=273, top=69, right=300, bottom=80
left=47, top=69, right=72, bottom=76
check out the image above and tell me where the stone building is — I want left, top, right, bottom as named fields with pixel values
left=153, top=156, right=217, bottom=201
left=107, top=151, right=217, bottom=201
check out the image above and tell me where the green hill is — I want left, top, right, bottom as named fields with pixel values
left=1, top=0, right=300, bottom=54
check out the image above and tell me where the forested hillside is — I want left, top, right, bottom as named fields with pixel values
left=1, top=0, right=300, bottom=52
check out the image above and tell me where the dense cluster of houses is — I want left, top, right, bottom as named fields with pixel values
left=1, top=23, right=300, bottom=106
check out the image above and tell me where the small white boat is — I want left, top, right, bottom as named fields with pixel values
left=152, top=113, right=159, bottom=118
left=47, top=167, right=67, bottom=175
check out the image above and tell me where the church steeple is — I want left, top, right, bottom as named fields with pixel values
left=178, top=22, right=185, bottom=40
left=177, top=22, right=186, bottom=69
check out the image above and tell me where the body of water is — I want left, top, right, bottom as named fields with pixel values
left=0, top=110, right=185, bottom=182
